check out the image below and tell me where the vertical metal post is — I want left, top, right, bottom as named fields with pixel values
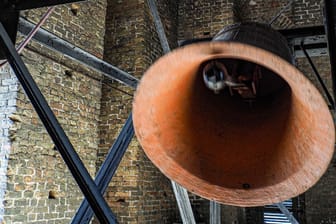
left=209, top=201, right=221, bottom=224
left=324, top=0, right=336, bottom=101
left=147, top=0, right=196, bottom=223
left=171, top=182, right=196, bottom=224
left=72, top=113, right=134, bottom=224
left=276, top=202, right=299, bottom=224
left=0, top=22, right=116, bottom=223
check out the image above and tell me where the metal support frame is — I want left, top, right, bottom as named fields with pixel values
left=18, top=17, right=139, bottom=89
left=147, top=0, right=196, bottom=223
left=72, top=113, right=134, bottom=223
left=300, top=41, right=335, bottom=109
left=324, top=0, right=336, bottom=103
left=276, top=202, right=299, bottom=224
left=0, top=0, right=83, bottom=59
left=269, top=0, right=294, bottom=25
left=0, top=22, right=117, bottom=223
left=209, top=201, right=221, bottom=224
left=147, top=0, right=170, bottom=53
left=11, top=3, right=139, bottom=223
left=11, top=0, right=84, bottom=10
left=0, top=7, right=55, bottom=68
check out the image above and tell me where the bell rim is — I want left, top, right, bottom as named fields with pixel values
left=132, top=41, right=335, bottom=207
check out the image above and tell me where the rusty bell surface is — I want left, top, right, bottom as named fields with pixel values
left=132, top=22, right=335, bottom=207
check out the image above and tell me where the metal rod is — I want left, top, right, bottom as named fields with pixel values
left=209, top=201, right=221, bottom=224
left=171, top=182, right=196, bottom=224
left=18, top=17, right=139, bottom=88
left=72, top=113, right=134, bottom=224
left=0, top=22, right=117, bottom=224
left=324, top=0, right=336, bottom=103
left=0, top=7, right=55, bottom=68
left=147, top=1, right=196, bottom=223
left=147, top=0, right=171, bottom=53
left=269, top=0, right=294, bottom=25
left=276, top=202, right=299, bottom=224
left=300, top=41, right=335, bottom=109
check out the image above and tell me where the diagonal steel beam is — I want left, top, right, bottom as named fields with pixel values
left=1, top=7, right=55, bottom=68
left=72, top=113, right=134, bottom=224
left=147, top=1, right=196, bottom=223
left=18, top=17, right=139, bottom=88
left=209, top=201, right=221, bottom=224
left=0, top=22, right=116, bottom=224
left=300, top=41, right=335, bottom=109
left=276, top=202, right=299, bottom=224
left=324, top=0, right=336, bottom=103
left=13, top=0, right=84, bottom=10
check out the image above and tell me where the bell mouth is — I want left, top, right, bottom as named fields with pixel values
left=133, top=41, right=335, bottom=206
left=184, top=57, right=293, bottom=190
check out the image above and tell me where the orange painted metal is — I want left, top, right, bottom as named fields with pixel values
left=132, top=41, right=335, bottom=207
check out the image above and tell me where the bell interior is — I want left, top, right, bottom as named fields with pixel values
left=162, top=58, right=295, bottom=189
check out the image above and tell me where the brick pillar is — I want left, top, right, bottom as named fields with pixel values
left=0, top=65, right=18, bottom=222
left=99, top=0, right=179, bottom=223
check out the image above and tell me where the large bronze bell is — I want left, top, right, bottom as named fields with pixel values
left=132, top=23, right=335, bottom=207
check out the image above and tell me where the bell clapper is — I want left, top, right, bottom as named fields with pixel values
left=203, top=60, right=262, bottom=103
left=202, top=60, right=228, bottom=94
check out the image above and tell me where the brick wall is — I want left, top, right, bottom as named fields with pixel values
left=2, top=1, right=107, bottom=223
left=0, top=65, right=18, bottom=222
left=178, top=0, right=234, bottom=40
left=98, top=0, right=179, bottom=223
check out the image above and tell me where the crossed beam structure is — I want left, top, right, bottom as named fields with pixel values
left=1, top=0, right=336, bottom=224
left=0, top=0, right=123, bottom=223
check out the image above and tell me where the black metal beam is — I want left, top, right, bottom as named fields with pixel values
left=0, top=7, right=18, bottom=59
left=301, top=41, right=335, bottom=109
left=0, top=22, right=117, bottom=224
left=278, top=25, right=325, bottom=39
left=324, top=0, right=336, bottom=102
left=12, top=0, right=84, bottom=10
left=18, top=17, right=139, bottom=88
left=293, top=42, right=327, bottom=51
left=72, top=113, right=134, bottom=224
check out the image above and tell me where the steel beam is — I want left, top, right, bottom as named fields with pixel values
left=276, top=202, right=299, bottom=224
left=18, top=17, right=139, bottom=88
left=324, top=0, right=336, bottom=102
left=301, top=41, right=335, bottom=109
left=209, top=201, right=221, bottom=224
left=269, top=0, right=294, bottom=25
left=72, top=113, right=134, bottom=224
left=147, top=0, right=170, bottom=53
left=0, top=10, right=18, bottom=59
left=12, top=0, right=84, bottom=10
left=0, top=22, right=116, bottom=224
left=171, top=182, right=196, bottom=224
